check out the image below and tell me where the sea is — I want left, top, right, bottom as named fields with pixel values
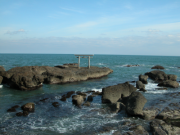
left=0, top=54, right=180, bottom=135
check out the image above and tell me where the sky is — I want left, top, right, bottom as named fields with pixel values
left=0, top=0, right=180, bottom=56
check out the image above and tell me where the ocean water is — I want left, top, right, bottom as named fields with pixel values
left=0, top=54, right=180, bottom=135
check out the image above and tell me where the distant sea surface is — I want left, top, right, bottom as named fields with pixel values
left=0, top=54, right=180, bottom=135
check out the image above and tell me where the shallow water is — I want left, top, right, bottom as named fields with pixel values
left=0, top=54, right=180, bottom=134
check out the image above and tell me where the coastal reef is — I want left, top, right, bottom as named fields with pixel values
left=0, top=64, right=113, bottom=90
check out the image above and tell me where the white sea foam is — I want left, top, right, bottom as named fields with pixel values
left=0, top=85, right=3, bottom=88
left=92, top=88, right=102, bottom=92
left=145, top=82, right=169, bottom=94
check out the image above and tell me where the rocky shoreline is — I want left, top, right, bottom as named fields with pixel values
left=0, top=64, right=113, bottom=90
left=2, top=65, right=180, bottom=134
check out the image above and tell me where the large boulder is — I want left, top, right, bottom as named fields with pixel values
left=126, top=91, right=147, bottom=116
left=136, top=81, right=145, bottom=89
left=145, top=70, right=168, bottom=82
left=158, top=80, right=179, bottom=88
left=72, top=95, right=84, bottom=107
left=127, top=125, right=149, bottom=135
left=0, top=66, right=113, bottom=90
left=139, top=75, right=148, bottom=84
left=0, top=66, right=5, bottom=71
left=102, top=82, right=137, bottom=104
left=151, top=65, right=165, bottom=69
left=21, top=102, right=35, bottom=112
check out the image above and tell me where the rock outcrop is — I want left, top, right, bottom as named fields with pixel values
left=0, top=66, right=113, bottom=90
left=145, top=70, right=177, bottom=82
left=145, top=70, right=168, bottom=82
left=72, top=95, right=84, bottom=107
left=150, top=119, right=180, bottom=135
left=139, top=75, right=148, bottom=84
left=151, top=65, right=165, bottom=69
left=136, top=81, right=145, bottom=89
left=102, top=82, right=137, bottom=104
left=21, top=102, right=35, bottom=112
left=158, top=80, right=179, bottom=88
left=0, top=66, right=5, bottom=71
left=126, top=91, right=147, bottom=116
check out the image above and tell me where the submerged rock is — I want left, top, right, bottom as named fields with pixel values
left=0, top=66, right=113, bottom=90
left=102, top=82, right=137, bottom=104
left=124, top=65, right=139, bottom=67
left=52, top=102, right=60, bottom=107
left=158, top=80, right=179, bottom=88
left=151, top=65, right=165, bottom=69
left=128, top=125, right=149, bottom=135
left=126, top=91, right=147, bottom=116
left=16, top=112, right=23, bottom=116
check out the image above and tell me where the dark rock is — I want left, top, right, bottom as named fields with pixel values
left=16, top=112, right=23, bottom=116
left=125, top=65, right=139, bottom=67
left=102, top=82, right=137, bottom=104
left=128, top=125, right=149, bottom=135
left=139, top=75, right=148, bottom=84
left=0, top=76, right=3, bottom=84
left=139, top=88, right=147, bottom=92
left=7, top=108, right=16, bottom=112
left=92, top=91, right=102, bottom=96
left=113, top=131, right=122, bottom=135
left=87, top=95, right=93, bottom=102
left=156, top=107, right=180, bottom=120
left=145, top=70, right=168, bottom=82
left=60, top=96, right=66, bottom=101
left=143, top=108, right=159, bottom=120
left=12, top=105, right=20, bottom=109
left=54, top=65, right=69, bottom=69
left=165, top=118, right=180, bottom=127
left=136, top=81, right=145, bottom=89
left=151, top=65, right=165, bottom=69
left=72, top=95, right=84, bottom=107
left=40, top=98, right=49, bottom=102
left=158, top=80, right=179, bottom=88
left=109, top=102, right=124, bottom=113
left=83, top=101, right=91, bottom=107
left=21, top=102, right=35, bottom=112
left=150, top=119, right=180, bottom=135
left=23, top=111, right=29, bottom=116
left=155, top=88, right=167, bottom=90
left=66, top=91, right=75, bottom=98
left=52, top=102, right=59, bottom=107
left=126, top=91, right=147, bottom=116
left=0, top=66, right=5, bottom=71
left=0, top=66, right=113, bottom=90
left=167, top=74, right=177, bottom=81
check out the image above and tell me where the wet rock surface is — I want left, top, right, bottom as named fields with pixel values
left=151, top=65, right=165, bottom=69
left=136, top=81, right=145, bottom=89
left=139, top=75, right=148, bottom=84
left=125, top=91, right=147, bottom=116
left=0, top=66, right=5, bottom=71
left=0, top=66, right=113, bottom=90
left=102, top=82, right=137, bottom=104
left=158, top=80, right=179, bottom=88
left=21, top=102, right=35, bottom=112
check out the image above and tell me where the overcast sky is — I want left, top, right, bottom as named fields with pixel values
left=0, top=0, right=180, bottom=56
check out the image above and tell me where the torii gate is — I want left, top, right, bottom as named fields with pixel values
left=74, top=54, right=94, bottom=69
